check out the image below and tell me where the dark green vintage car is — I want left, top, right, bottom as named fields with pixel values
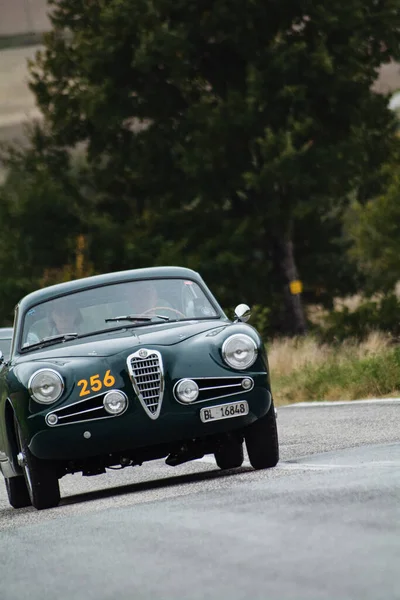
left=0, top=266, right=278, bottom=510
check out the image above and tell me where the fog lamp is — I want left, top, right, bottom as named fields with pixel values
left=175, top=379, right=199, bottom=403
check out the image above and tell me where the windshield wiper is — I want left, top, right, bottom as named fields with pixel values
left=105, top=314, right=170, bottom=323
left=21, top=332, right=78, bottom=352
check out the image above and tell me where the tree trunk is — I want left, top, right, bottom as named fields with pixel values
left=272, top=231, right=307, bottom=336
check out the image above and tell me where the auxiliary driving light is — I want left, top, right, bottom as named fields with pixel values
left=103, top=390, right=128, bottom=415
left=175, top=379, right=199, bottom=403
left=241, top=377, right=253, bottom=390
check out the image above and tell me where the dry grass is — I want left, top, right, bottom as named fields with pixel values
left=268, top=332, right=399, bottom=405
left=268, top=331, right=390, bottom=378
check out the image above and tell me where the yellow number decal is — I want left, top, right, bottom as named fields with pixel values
left=90, top=374, right=102, bottom=392
left=78, top=379, right=90, bottom=397
left=103, top=370, right=116, bottom=387
left=78, top=371, right=116, bottom=396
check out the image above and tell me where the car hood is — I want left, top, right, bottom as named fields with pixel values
left=14, top=320, right=229, bottom=363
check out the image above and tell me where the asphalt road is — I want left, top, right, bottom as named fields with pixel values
left=0, top=400, right=399, bottom=600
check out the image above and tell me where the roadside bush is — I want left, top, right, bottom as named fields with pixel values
left=248, top=304, right=271, bottom=340
left=269, top=333, right=400, bottom=404
left=321, top=293, right=400, bottom=341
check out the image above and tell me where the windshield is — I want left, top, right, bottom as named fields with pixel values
left=0, top=338, right=11, bottom=359
left=21, top=278, right=220, bottom=350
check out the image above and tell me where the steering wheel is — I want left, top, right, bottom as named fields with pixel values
left=141, top=306, right=186, bottom=319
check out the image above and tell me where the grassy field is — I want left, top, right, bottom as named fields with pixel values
left=268, top=332, right=400, bottom=406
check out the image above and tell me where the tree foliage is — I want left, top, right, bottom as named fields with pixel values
left=1, top=0, right=400, bottom=332
left=346, top=167, right=400, bottom=293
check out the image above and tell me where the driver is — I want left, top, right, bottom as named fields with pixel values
left=132, top=281, right=159, bottom=315
left=131, top=281, right=176, bottom=318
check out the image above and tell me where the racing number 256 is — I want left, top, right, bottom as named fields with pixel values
left=77, top=370, right=116, bottom=397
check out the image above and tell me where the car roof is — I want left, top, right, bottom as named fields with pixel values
left=16, top=266, right=204, bottom=312
left=0, top=327, right=13, bottom=338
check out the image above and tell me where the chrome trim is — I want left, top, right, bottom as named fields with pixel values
left=45, top=388, right=127, bottom=427
left=57, top=406, right=104, bottom=420
left=46, top=413, right=121, bottom=428
left=126, top=349, right=164, bottom=420
left=200, top=383, right=242, bottom=391
left=173, top=376, right=255, bottom=405
left=49, top=389, right=105, bottom=413
left=28, top=368, right=64, bottom=404
left=221, top=334, right=258, bottom=370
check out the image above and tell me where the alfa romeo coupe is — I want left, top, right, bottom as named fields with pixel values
left=0, top=266, right=278, bottom=509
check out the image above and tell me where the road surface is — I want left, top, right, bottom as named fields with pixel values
left=0, top=400, right=399, bottom=600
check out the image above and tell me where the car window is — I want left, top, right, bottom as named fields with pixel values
left=21, top=278, right=219, bottom=349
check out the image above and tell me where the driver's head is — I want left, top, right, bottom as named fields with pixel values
left=133, top=281, right=158, bottom=313
left=50, top=299, right=81, bottom=333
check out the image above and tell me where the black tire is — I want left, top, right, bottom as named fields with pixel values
left=214, top=439, right=244, bottom=470
left=245, top=402, right=279, bottom=469
left=5, top=476, right=31, bottom=509
left=15, top=421, right=60, bottom=510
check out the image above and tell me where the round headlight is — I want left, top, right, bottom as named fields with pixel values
left=103, top=390, right=128, bottom=415
left=175, top=379, right=199, bottom=403
left=222, top=334, right=258, bottom=370
left=28, top=369, right=64, bottom=404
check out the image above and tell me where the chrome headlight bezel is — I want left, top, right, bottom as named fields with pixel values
left=222, top=334, right=258, bottom=370
left=28, top=368, right=64, bottom=404
left=103, top=390, right=128, bottom=415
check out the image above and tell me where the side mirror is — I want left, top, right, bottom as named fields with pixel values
left=234, top=304, right=251, bottom=323
left=0, top=350, right=4, bottom=365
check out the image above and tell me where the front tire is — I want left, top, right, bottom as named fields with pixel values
left=16, top=421, right=60, bottom=510
left=5, top=476, right=31, bottom=509
left=245, top=401, right=279, bottom=469
left=214, top=439, right=244, bottom=470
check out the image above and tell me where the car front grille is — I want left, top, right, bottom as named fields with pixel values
left=173, top=376, right=254, bottom=404
left=127, top=349, right=164, bottom=419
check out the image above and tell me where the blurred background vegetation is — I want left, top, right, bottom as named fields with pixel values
left=2, top=0, right=400, bottom=401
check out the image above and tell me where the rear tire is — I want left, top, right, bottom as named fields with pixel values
left=16, top=421, right=60, bottom=510
left=5, top=475, right=31, bottom=509
left=245, top=401, right=279, bottom=469
left=215, top=439, right=244, bottom=470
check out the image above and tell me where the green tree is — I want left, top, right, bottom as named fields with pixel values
left=346, top=168, right=400, bottom=292
left=14, top=0, right=400, bottom=333
left=0, top=129, right=84, bottom=321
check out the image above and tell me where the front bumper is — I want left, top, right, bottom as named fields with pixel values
left=28, top=386, right=271, bottom=460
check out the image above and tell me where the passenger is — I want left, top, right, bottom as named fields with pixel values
left=49, top=300, right=82, bottom=335
left=25, top=299, right=82, bottom=346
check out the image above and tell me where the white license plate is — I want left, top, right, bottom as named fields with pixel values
left=200, top=401, right=249, bottom=423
